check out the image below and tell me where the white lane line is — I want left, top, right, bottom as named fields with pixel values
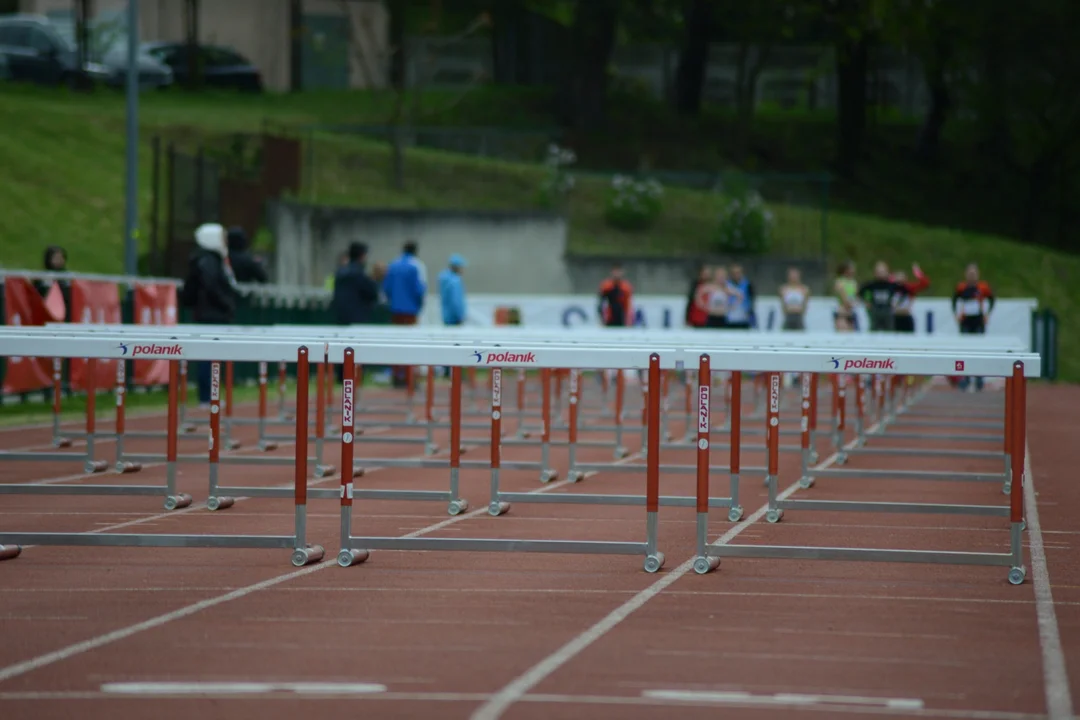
left=642, top=689, right=924, bottom=710
left=100, top=681, right=387, bottom=695
left=0, top=449, right=641, bottom=685
left=469, top=442, right=853, bottom=720
left=1024, top=443, right=1075, bottom=720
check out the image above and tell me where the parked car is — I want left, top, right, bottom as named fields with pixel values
left=142, top=42, right=263, bottom=92
left=0, top=14, right=172, bottom=90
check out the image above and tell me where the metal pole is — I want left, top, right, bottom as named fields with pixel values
left=124, top=0, right=140, bottom=276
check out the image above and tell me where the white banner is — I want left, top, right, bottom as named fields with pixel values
left=420, top=294, right=1037, bottom=344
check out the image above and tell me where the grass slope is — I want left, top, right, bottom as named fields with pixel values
left=0, top=85, right=1076, bottom=380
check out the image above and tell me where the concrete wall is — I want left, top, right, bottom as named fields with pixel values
left=267, top=200, right=572, bottom=294
left=268, top=200, right=828, bottom=297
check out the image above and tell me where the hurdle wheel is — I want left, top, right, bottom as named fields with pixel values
left=566, top=470, right=583, bottom=484
left=337, top=549, right=369, bottom=567
left=1008, top=566, right=1027, bottom=586
left=207, top=496, right=235, bottom=511
left=693, top=556, right=720, bottom=575
left=1002, top=483, right=1011, bottom=496
left=539, top=468, right=558, bottom=483
left=448, top=499, right=469, bottom=516
left=727, top=506, right=744, bottom=523
left=164, top=493, right=193, bottom=511
left=291, top=544, right=325, bottom=567
left=613, top=446, right=629, bottom=459
left=488, top=501, right=510, bottom=517
left=643, top=553, right=665, bottom=574
left=765, top=509, right=783, bottom=524
left=425, top=442, right=440, bottom=456
left=798, top=476, right=815, bottom=489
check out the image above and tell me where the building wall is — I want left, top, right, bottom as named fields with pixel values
left=18, top=0, right=388, bottom=91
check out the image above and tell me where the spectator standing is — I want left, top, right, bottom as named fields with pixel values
left=325, top=252, right=348, bottom=291
left=952, top=263, right=995, bottom=392
left=685, top=265, right=710, bottom=329
left=382, top=240, right=427, bottom=388
left=439, top=254, right=468, bottom=327
left=36, top=245, right=71, bottom=320
left=226, top=227, right=269, bottom=284
left=858, top=261, right=905, bottom=332
left=891, top=262, right=930, bottom=333
left=833, top=260, right=859, bottom=332
left=779, top=267, right=810, bottom=330
left=725, top=264, right=755, bottom=329
left=331, top=242, right=379, bottom=381
left=704, top=266, right=738, bottom=328
left=597, top=263, right=634, bottom=327
left=180, top=223, right=237, bottom=409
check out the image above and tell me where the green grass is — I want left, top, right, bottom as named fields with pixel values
left=1, top=85, right=1077, bottom=381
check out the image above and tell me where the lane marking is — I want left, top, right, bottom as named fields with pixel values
left=0, top=449, right=641, bottom=685
left=1024, top=443, right=1075, bottom=720
left=642, top=689, right=924, bottom=710
left=100, top=681, right=387, bottom=695
left=469, top=443, right=853, bottom=720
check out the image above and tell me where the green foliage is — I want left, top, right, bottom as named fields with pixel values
left=536, top=144, right=576, bottom=210
left=712, top=190, right=775, bottom=255
left=603, top=174, right=664, bottom=231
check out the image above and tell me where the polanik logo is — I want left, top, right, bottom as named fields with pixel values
left=829, top=357, right=840, bottom=369
left=118, top=343, right=129, bottom=356
left=472, top=351, right=483, bottom=363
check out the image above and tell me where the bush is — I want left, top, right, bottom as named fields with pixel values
left=536, top=144, right=576, bottom=210
left=604, top=175, right=664, bottom=231
left=712, top=190, right=774, bottom=254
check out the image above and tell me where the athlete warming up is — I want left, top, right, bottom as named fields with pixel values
left=952, top=264, right=995, bottom=392
left=704, top=266, right=738, bottom=329
left=858, top=261, right=906, bottom=332
left=685, top=265, right=711, bottom=329
left=891, top=263, right=931, bottom=333
left=779, top=267, right=810, bottom=330
left=598, top=262, right=634, bottom=328
left=833, top=261, right=859, bottom=332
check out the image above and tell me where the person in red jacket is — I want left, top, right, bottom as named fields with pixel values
left=890, top=262, right=930, bottom=333
left=685, top=265, right=710, bottom=328
left=598, top=263, right=634, bottom=327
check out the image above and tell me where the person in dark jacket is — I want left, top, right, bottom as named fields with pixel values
left=226, top=226, right=269, bottom=284
left=182, top=223, right=237, bottom=407
left=331, top=242, right=380, bottom=382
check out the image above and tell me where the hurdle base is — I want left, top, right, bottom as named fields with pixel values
left=0, top=545, right=21, bottom=561
left=115, top=462, right=142, bottom=474
left=85, top=460, right=109, bottom=474
left=207, top=496, right=236, bottom=511
left=337, top=548, right=369, bottom=567
left=290, top=545, right=325, bottom=567
left=53, top=437, right=73, bottom=449
left=258, top=441, right=280, bottom=452
left=693, top=555, right=721, bottom=575
left=539, top=468, right=559, bottom=483
left=314, top=464, right=337, bottom=479
left=164, top=493, right=193, bottom=511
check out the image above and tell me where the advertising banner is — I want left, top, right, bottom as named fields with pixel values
left=1, top=277, right=53, bottom=394
left=133, top=283, right=179, bottom=385
left=69, top=279, right=122, bottom=392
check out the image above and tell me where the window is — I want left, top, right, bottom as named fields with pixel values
left=26, top=27, right=57, bottom=55
left=0, top=24, right=29, bottom=47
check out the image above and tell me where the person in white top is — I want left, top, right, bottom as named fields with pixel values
left=779, top=267, right=810, bottom=330
left=704, top=266, right=741, bottom=328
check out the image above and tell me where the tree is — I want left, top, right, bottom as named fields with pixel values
left=183, top=0, right=201, bottom=90
left=559, top=0, right=621, bottom=131
left=671, top=0, right=713, bottom=116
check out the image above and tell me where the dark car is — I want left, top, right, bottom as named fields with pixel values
left=0, top=13, right=172, bottom=90
left=142, top=42, right=263, bottom=92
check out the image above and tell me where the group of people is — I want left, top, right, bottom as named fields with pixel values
left=327, top=240, right=469, bottom=388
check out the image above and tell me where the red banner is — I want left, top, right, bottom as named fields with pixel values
left=2, top=278, right=52, bottom=394
left=133, top=283, right=178, bottom=385
left=69, top=279, right=121, bottom=392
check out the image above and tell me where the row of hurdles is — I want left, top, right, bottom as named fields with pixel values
left=0, top=323, right=1037, bottom=583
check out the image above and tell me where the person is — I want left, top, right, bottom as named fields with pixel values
left=953, top=263, right=995, bottom=392
left=891, top=263, right=930, bottom=333
left=325, top=252, right=348, bottom=291
left=779, top=267, right=810, bottom=330
left=684, top=265, right=710, bottom=329
left=833, top=261, right=859, bottom=332
left=858, top=261, right=905, bottom=332
left=725, top=264, right=755, bottom=329
left=181, top=223, right=237, bottom=409
left=331, top=242, right=379, bottom=382
left=598, top=263, right=634, bottom=327
left=439, top=254, right=468, bottom=327
left=704, top=266, right=738, bottom=329
left=382, top=240, right=427, bottom=388
left=226, top=227, right=269, bottom=284
left=36, top=245, right=71, bottom=320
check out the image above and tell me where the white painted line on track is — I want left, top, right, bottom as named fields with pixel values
left=100, top=681, right=387, bottom=695
left=642, top=689, right=924, bottom=710
left=1024, top=443, right=1075, bottom=720
left=0, top=446, right=641, bottom=685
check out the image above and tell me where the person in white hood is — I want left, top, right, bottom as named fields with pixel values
left=181, top=223, right=238, bottom=407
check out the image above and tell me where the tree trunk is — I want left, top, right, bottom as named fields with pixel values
left=1021, top=153, right=1053, bottom=243
left=289, top=0, right=303, bottom=92
left=559, top=0, right=619, bottom=131
left=185, top=0, right=201, bottom=90
left=671, top=0, right=712, bottom=116
left=387, top=0, right=407, bottom=191
left=835, top=33, right=869, bottom=178
left=916, top=78, right=950, bottom=165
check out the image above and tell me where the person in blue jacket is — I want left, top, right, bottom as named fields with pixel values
left=439, top=254, right=467, bottom=326
left=437, top=254, right=468, bottom=377
left=382, top=240, right=427, bottom=388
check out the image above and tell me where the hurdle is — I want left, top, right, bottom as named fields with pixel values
left=0, top=338, right=326, bottom=567
left=696, top=351, right=1037, bottom=585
